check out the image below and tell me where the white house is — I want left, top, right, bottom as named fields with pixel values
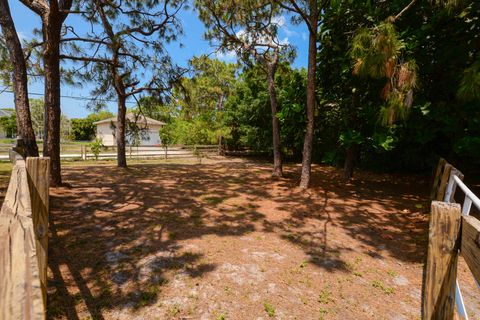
left=93, top=113, right=165, bottom=146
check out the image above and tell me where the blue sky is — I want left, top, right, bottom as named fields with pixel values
left=0, top=1, right=308, bottom=118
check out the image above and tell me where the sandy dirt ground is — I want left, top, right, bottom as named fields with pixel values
left=45, top=157, right=480, bottom=319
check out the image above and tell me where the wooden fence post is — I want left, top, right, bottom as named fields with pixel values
left=461, top=215, right=480, bottom=282
left=423, top=201, right=461, bottom=319
left=436, top=164, right=453, bottom=201
left=431, top=158, right=446, bottom=200
left=26, top=157, right=50, bottom=309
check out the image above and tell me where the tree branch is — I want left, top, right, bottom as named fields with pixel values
left=392, top=0, right=417, bottom=22
left=60, top=54, right=114, bottom=65
left=61, top=37, right=111, bottom=45
left=59, top=0, right=73, bottom=22
left=273, top=0, right=314, bottom=33
left=18, top=0, right=48, bottom=16
left=126, top=86, right=168, bottom=97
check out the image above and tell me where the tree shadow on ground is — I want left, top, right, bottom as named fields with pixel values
left=263, top=165, right=430, bottom=271
left=47, top=160, right=268, bottom=319
left=47, top=159, right=430, bottom=319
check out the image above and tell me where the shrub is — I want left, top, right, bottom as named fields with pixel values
left=89, top=138, right=104, bottom=160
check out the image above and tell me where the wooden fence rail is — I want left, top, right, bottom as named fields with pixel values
left=0, top=154, right=50, bottom=320
left=0, top=144, right=220, bottom=161
left=424, top=159, right=480, bottom=320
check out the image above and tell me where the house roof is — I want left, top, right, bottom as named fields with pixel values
left=93, top=113, right=166, bottom=126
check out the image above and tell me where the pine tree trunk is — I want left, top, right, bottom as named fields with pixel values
left=0, top=0, right=38, bottom=157
left=344, top=90, right=360, bottom=180
left=299, top=20, right=318, bottom=189
left=217, top=96, right=225, bottom=156
left=42, top=13, right=62, bottom=186
left=218, top=136, right=225, bottom=155
left=93, top=0, right=127, bottom=167
left=343, top=144, right=359, bottom=180
left=267, top=64, right=283, bottom=177
left=116, top=95, right=127, bottom=167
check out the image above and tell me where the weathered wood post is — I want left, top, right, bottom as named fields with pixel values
left=26, top=157, right=50, bottom=309
left=423, top=201, right=461, bottom=319
left=461, top=215, right=480, bottom=283
left=436, top=164, right=452, bottom=201
left=430, top=158, right=446, bottom=200
left=0, top=154, right=48, bottom=319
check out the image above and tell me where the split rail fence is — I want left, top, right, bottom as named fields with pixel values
left=0, top=143, right=219, bottom=161
left=0, top=149, right=50, bottom=320
left=424, top=158, right=480, bottom=319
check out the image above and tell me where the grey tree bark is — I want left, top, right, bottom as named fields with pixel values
left=267, top=63, right=283, bottom=177
left=0, top=0, right=38, bottom=157
left=299, top=11, right=319, bottom=189
left=19, top=0, right=73, bottom=186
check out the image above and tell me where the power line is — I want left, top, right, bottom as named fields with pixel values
left=0, top=88, right=137, bottom=104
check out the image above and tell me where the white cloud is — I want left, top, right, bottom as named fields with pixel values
left=216, top=50, right=237, bottom=61
left=236, top=29, right=246, bottom=39
left=280, top=37, right=289, bottom=45
left=236, top=28, right=288, bottom=48
left=272, top=15, right=286, bottom=27
left=274, top=15, right=300, bottom=40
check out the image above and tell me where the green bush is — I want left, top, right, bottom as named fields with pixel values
left=89, top=138, right=104, bottom=160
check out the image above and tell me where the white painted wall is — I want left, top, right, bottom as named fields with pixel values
left=146, top=125, right=162, bottom=145
left=96, top=122, right=162, bottom=146
left=96, top=122, right=116, bottom=146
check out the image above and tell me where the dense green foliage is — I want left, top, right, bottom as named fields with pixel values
left=141, top=59, right=307, bottom=155
left=140, top=56, right=236, bottom=146
left=70, top=118, right=95, bottom=141
left=86, top=0, right=478, bottom=176
left=89, top=137, right=104, bottom=160
left=316, top=0, right=480, bottom=172
left=10, top=0, right=474, bottom=176
left=0, top=109, right=16, bottom=138
left=70, top=111, right=114, bottom=141
left=159, top=125, right=173, bottom=149
left=224, top=63, right=306, bottom=157
left=191, top=0, right=478, bottom=174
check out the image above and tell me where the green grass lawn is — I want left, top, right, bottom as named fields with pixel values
left=0, top=140, right=91, bottom=155
left=0, top=161, right=12, bottom=175
left=0, top=138, right=16, bottom=144
left=0, top=162, right=12, bottom=200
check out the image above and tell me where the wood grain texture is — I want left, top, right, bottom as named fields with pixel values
left=26, top=157, right=50, bottom=309
left=0, top=159, right=45, bottom=319
left=436, top=164, right=452, bottom=201
left=461, top=215, right=480, bottom=283
left=431, top=158, right=446, bottom=200
left=423, top=201, right=461, bottom=320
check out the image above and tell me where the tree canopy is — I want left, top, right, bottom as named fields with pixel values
left=0, top=0, right=478, bottom=185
